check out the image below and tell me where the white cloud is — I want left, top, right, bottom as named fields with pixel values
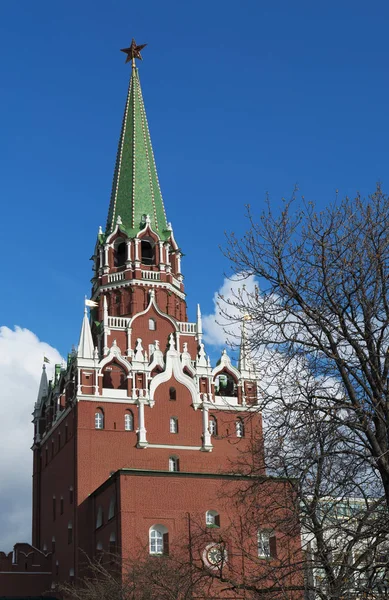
left=202, top=274, right=259, bottom=348
left=0, top=326, right=62, bottom=553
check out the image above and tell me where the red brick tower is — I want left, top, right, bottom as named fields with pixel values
left=25, top=42, right=303, bottom=596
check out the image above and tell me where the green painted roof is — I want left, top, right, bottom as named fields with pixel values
left=106, top=66, right=170, bottom=240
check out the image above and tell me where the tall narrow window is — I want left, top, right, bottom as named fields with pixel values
left=114, top=240, right=126, bottom=267
left=52, top=496, right=56, bottom=521
left=95, top=410, right=104, bottom=430
left=169, top=387, right=176, bottom=401
left=96, top=506, right=103, bottom=529
left=141, top=240, right=155, bottom=265
left=109, top=532, right=116, bottom=555
left=169, top=456, right=179, bottom=472
left=68, top=521, right=73, bottom=544
left=60, top=496, right=64, bottom=515
left=170, top=417, right=178, bottom=434
left=236, top=418, right=245, bottom=438
left=149, top=525, right=169, bottom=555
left=52, top=537, right=56, bottom=553
left=108, top=495, right=115, bottom=520
left=69, top=486, right=74, bottom=505
left=209, top=416, right=217, bottom=436
left=124, top=410, right=134, bottom=431
left=149, top=318, right=156, bottom=331
left=258, top=530, right=273, bottom=558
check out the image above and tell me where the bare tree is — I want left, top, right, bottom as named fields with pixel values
left=220, top=186, right=389, bottom=597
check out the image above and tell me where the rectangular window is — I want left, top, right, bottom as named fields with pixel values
left=60, top=497, right=64, bottom=515
left=52, top=497, right=56, bottom=521
left=69, top=487, right=74, bottom=505
left=258, top=531, right=272, bottom=558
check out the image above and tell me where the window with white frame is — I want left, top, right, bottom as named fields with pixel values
left=149, top=524, right=169, bottom=555
left=206, top=510, right=220, bottom=527
left=209, top=416, right=217, bottom=436
left=124, top=410, right=134, bottom=431
left=149, top=318, right=156, bottom=331
left=170, top=417, right=178, bottom=433
left=169, top=456, right=179, bottom=472
left=95, top=410, right=104, bottom=430
left=236, top=418, right=244, bottom=438
left=257, top=530, right=273, bottom=558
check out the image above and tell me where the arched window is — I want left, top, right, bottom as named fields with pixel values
left=96, top=506, right=103, bottom=529
left=42, top=543, right=47, bottom=552
left=69, top=567, right=75, bottom=578
left=149, top=525, right=169, bottom=555
left=215, top=372, right=237, bottom=397
left=109, top=532, right=116, bottom=555
left=169, top=386, right=176, bottom=401
left=236, top=418, right=245, bottom=438
left=149, top=318, right=156, bottom=331
left=209, top=415, right=217, bottom=436
left=96, top=541, right=103, bottom=552
left=102, top=363, right=127, bottom=390
left=60, top=496, right=64, bottom=515
left=108, top=495, right=115, bottom=520
left=206, top=510, right=220, bottom=527
left=95, top=409, right=104, bottom=430
left=257, top=530, right=271, bottom=558
left=68, top=521, right=73, bottom=544
left=169, top=456, right=179, bottom=472
left=52, top=536, right=56, bottom=553
left=141, top=239, right=155, bottom=265
left=114, top=239, right=126, bottom=267
left=170, top=417, right=178, bottom=434
left=124, top=410, right=134, bottom=431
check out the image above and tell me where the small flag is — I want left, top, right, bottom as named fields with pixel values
left=43, top=356, right=50, bottom=364
left=85, top=299, right=99, bottom=308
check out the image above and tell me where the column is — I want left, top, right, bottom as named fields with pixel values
left=126, top=240, right=132, bottom=268
left=201, top=401, right=212, bottom=451
left=137, top=399, right=148, bottom=447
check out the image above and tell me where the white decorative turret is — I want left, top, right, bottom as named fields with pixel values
left=196, top=304, right=203, bottom=346
left=77, top=308, right=94, bottom=359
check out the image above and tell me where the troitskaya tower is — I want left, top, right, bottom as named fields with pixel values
left=0, top=40, right=303, bottom=596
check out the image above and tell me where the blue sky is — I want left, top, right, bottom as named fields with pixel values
left=1, top=0, right=389, bottom=357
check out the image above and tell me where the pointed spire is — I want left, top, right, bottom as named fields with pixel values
left=78, top=308, right=94, bottom=359
left=239, top=316, right=252, bottom=373
left=36, top=364, right=49, bottom=405
left=197, top=304, right=203, bottom=345
left=106, top=65, right=169, bottom=239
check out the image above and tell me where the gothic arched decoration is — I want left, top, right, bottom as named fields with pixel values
left=102, top=361, right=127, bottom=390
left=140, top=237, right=155, bottom=265
left=113, top=237, right=126, bottom=268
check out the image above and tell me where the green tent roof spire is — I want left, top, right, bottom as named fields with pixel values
left=106, top=61, right=170, bottom=240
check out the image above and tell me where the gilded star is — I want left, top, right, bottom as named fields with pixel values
left=120, top=39, right=147, bottom=64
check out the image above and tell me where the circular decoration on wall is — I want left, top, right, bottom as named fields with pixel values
left=203, top=543, right=227, bottom=569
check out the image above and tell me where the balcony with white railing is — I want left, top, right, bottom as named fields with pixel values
left=172, top=276, right=181, bottom=288
left=107, top=316, right=131, bottom=329
left=141, top=270, right=161, bottom=281
left=108, top=271, right=125, bottom=283
left=178, top=322, right=197, bottom=334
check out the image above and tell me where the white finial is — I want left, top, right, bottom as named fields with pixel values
left=145, top=214, right=151, bottom=225
left=197, top=304, right=203, bottom=345
left=154, top=340, right=160, bottom=351
left=112, top=339, right=117, bottom=347
left=93, top=347, right=99, bottom=360
left=167, top=222, right=173, bottom=231
left=168, top=333, right=175, bottom=351
left=183, top=342, right=188, bottom=353
left=98, top=225, right=103, bottom=235
left=116, top=215, right=122, bottom=225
